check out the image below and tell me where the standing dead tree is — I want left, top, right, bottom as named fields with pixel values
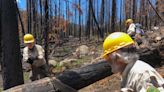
left=111, top=0, right=116, bottom=31
left=15, top=1, right=25, bottom=35
left=78, top=0, right=81, bottom=41
left=148, top=0, right=164, bottom=23
left=89, top=0, right=103, bottom=39
left=99, top=0, right=105, bottom=39
left=1, top=0, right=24, bottom=90
left=0, top=0, right=2, bottom=71
left=27, top=0, right=32, bottom=33
left=44, top=0, right=49, bottom=64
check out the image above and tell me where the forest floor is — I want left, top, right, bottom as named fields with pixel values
left=51, top=35, right=164, bottom=92
left=0, top=26, right=164, bottom=91
left=47, top=26, right=164, bottom=92
left=49, top=30, right=164, bottom=92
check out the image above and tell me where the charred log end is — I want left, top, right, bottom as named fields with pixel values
left=56, top=61, right=113, bottom=90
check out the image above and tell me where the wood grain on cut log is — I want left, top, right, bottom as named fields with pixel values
left=4, top=61, right=113, bottom=92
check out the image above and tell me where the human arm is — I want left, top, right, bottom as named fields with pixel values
left=22, top=47, right=32, bottom=71
left=32, top=45, right=46, bottom=67
left=36, top=45, right=45, bottom=60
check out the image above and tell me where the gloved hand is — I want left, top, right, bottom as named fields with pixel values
left=29, top=55, right=37, bottom=61
left=27, top=58, right=34, bottom=65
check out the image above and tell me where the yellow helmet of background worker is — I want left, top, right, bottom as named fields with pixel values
left=102, top=32, right=134, bottom=58
left=125, top=19, right=133, bottom=25
left=24, top=34, right=35, bottom=43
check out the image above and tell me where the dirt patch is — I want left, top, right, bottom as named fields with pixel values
left=79, top=73, right=121, bottom=92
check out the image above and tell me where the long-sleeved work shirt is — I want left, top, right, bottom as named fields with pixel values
left=121, top=60, right=164, bottom=92
left=127, top=23, right=136, bottom=37
left=22, top=44, right=48, bottom=81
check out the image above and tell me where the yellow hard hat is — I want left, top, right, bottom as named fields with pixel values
left=101, top=32, right=134, bottom=58
left=24, top=34, right=34, bottom=43
left=125, top=19, right=133, bottom=25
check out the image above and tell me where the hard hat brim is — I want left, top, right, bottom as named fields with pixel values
left=101, top=42, right=134, bottom=59
left=24, top=39, right=34, bottom=44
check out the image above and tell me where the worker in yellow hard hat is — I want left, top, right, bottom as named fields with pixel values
left=125, top=19, right=136, bottom=38
left=101, top=32, right=164, bottom=92
left=22, top=34, right=49, bottom=81
left=125, top=19, right=145, bottom=47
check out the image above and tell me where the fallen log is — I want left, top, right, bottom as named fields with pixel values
left=4, top=61, right=113, bottom=92
left=56, top=60, right=112, bottom=90
left=4, top=77, right=77, bottom=92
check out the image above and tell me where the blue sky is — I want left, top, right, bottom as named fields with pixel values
left=16, top=0, right=116, bottom=13
left=17, top=0, right=26, bottom=10
left=16, top=0, right=126, bottom=24
left=16, top=0, right=156, bottom=24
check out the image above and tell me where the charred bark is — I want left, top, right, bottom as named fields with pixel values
left=1, top=0, right=24, bottom=89
left=56, top=61, right=112, bottom=90
left=44, top=0, right=49, bottom=63
left=111, top=0, right=116, bottom=31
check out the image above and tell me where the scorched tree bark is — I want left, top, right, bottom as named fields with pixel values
left=1, top=0, right=24, bottom=90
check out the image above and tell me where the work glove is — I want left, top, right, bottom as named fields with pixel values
left=27, top=57, right=34, bottom=65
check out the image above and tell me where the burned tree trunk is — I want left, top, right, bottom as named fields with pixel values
left=44, top=0, right=49, bottom=64
left=86, top=0, right=91, bottom=39
left=0, top=0, right=2, bottom=71
left=56, top=61, right=112, bottom=90
left=99, top=0, right=105, bottom=39
left=111, top=0, right=116, bottom=31
left=89, top=0, right=103, bottom=39
left=1, top=0, right=24, bottom=90
left=78, top=0, right=81, bottom=41
left=27, top=0, right=32, bottom=33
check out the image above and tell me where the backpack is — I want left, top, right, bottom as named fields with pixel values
left=135, top=23, right=145, bottom=36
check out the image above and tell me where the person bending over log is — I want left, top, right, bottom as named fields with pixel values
left=22, top=34, right=50, bottom=81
